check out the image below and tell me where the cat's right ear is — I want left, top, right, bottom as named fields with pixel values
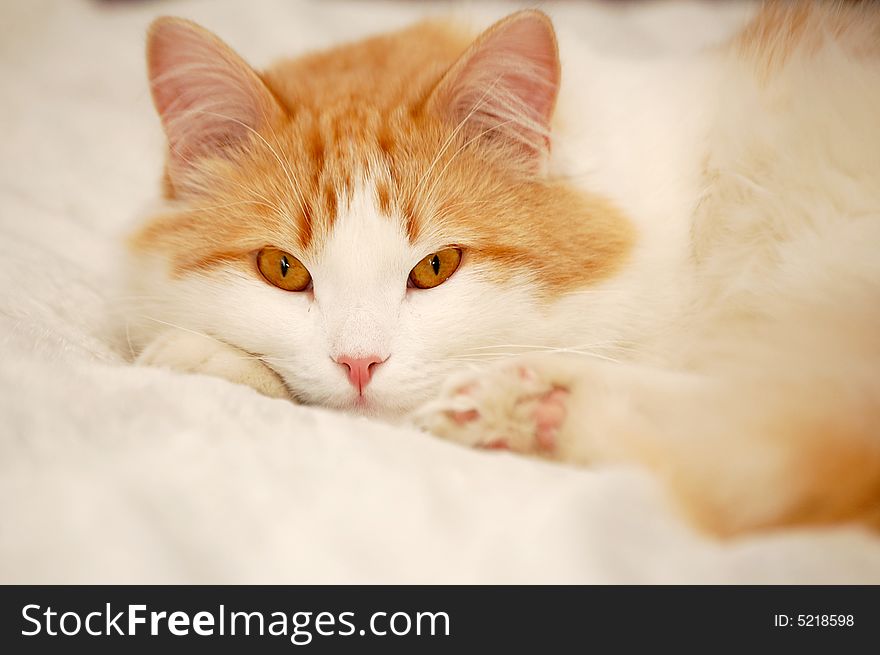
left=427, top=10, right=560, bottom=175
left=146, top=17, right=284, bottom=190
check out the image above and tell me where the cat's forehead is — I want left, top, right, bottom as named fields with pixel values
left=262, top=21, right=466, bottom=115
left=312, top=177, right=415, bottom=276
left=271, top=110, right=455, bottom=254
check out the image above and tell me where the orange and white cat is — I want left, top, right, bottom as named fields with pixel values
left=129, top=3, right=880, bottom=536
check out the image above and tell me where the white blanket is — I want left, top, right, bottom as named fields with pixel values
left=2, top=0, right=879, bottom=583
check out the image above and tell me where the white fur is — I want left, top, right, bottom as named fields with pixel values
left=551, top=22, right=880, bottom=372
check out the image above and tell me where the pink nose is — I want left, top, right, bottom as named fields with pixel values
left=335, top=355, right=385, bottom=394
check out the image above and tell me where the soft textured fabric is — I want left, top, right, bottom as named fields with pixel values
left=2, top=0, right=879, bottom=583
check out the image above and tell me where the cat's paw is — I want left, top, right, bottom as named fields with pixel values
left=136, top=330, right=290, bottom=400
left=412, top=356, right=581, bottom=459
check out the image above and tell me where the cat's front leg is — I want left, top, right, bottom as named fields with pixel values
left=136, top=329, right=291, bottom=400
left=415, top=355, right=880, bottom=536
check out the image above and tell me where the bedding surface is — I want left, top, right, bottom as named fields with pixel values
left=2, top=0, right=879, bottom=583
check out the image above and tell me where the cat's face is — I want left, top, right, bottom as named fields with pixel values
left=132, top=11, right=632, bottom=416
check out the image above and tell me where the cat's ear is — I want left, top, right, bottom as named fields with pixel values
left=427, top=10, right=560, bottom=174
left=146, top=17, right=284, bottom=188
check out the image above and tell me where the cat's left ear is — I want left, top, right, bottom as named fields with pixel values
left=428, top=10, right=560, bottom=174
left=146, top=17, right=286, bottom=192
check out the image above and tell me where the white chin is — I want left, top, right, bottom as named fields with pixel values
left=350, top=391, right=422, bottom=419
left=291, top=382, right=427, bottom=418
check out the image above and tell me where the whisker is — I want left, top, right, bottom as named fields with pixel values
left=168, top=106, right=308, bottom=221
left=130, top=315, right=267, bottom=363
left=200, top=110, right=306, bottom=218
left=411, top=76, right=503, bottom=208
left=160, top=144, right=290, bottom=224
left=420, top=117, right=516, bottom=216
left=461, top=340, right=625, bottom=352
left=431, top=198, right=497, bottom=223
left=123, top=317, right=136, bottom=361
left=561, top=288, right=631, bottom=296
left=190, top=199, right=289, bottom=214
left=448, top=348, right=626, bottom=365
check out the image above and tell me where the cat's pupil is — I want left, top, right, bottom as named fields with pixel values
left=430, top=255, right=440, bottom=275
left=280, top=255, right=290, bottom=277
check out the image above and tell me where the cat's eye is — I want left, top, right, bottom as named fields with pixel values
left=409, top=248, right=462, bottom=289
left=257, top=247, right=311, bottom=291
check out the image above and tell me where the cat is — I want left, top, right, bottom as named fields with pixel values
left=129, top=3, right=880, bottom=537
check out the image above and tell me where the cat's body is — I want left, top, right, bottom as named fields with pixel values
left=129, top=3, right=880, bottom=535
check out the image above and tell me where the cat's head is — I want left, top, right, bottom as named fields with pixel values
left=132, top=10, right=632, bottom=416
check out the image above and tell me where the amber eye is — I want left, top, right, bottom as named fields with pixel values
left=257, top=247, right=311, bottom=291
left=409, top=248, right=462, bottom=289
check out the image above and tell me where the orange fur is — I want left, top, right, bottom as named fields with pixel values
left=673, top=400, right=880, bottom=536
left=132, top=14, right=633, bottom=297
left=602, top=294, right=880, bottom=535
left=736, top=1, right=880, bottom=79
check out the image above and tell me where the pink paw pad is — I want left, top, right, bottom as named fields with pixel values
left=453, top=382, right=479, bottom=396
left=480, top=438, right=510, bottom=450
left=450, top=408, right=479, bottom=425
left=518, top=366, right=538, bottom=382
left=532, top=387, right=569, bottom=451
